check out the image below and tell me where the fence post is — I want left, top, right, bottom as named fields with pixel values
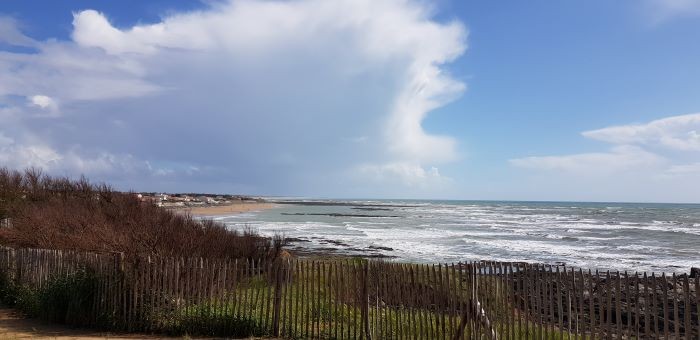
left=14, top=248, right=21, bottom=284
left=272, top=258, right=283, bottom=336
left=363, top=261, right=372, bottom=340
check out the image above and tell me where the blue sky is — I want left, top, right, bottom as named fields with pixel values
left=1, top=0, right=699, bottom=202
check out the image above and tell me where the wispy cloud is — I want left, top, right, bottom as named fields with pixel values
left=510, top=145, right=664, bottom=176
left=645, top=0, right=700, bottom=22
left=582, top=113, right=700, bottom=151
left=0, top=16, right=37, bottom=47
left=510, top=112, right=700, bottom=202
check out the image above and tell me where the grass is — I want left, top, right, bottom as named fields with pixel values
left=0, top=254, right=602, bottom=339
left=129, top=261, right=584, bottom=339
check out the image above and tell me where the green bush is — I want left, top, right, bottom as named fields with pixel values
left=0, top=271, right=39, bottom=316
left=0, top=268, right=97, bottom=325
left=38, top=268, right=97, bottom=325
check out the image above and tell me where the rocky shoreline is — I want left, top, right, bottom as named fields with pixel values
left=285, top=236, right=398, bottom=259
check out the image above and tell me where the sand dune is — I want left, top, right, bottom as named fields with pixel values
left=184, top=201, right=276, bottom=216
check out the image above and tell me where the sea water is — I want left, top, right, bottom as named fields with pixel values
left=212, top=200, right=700, bottom=273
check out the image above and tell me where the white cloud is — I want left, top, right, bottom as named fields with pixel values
left=29, top=95, right=53, bottom=109
left=0, top=0, right=467, bottom=195
left=510, top=113, right=700, bottom=202
left=510, top=145, right=664, bottom=175
left=67, top=2, right=466, bottom=164
left=0, top=16, right=37, bottom=47
left=0, top=134, right=63, bottom=170
left=665, top=162, right=700, bottom=175
left=0, top=130, right=182, bottom=179
left=646, top=0, right=700, bottom=21
left=357, top=162, right=451, bottom=188
left=511, top=113, right=700, bottom=176
left=582, top=113, right=700, bottom=151
left=27, top=95, right=60, bottom=116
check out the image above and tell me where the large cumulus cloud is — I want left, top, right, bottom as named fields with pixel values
left=0, top=0, right=467, bottom=196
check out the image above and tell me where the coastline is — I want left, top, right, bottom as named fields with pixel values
left=178, top=202, right=277, bottom=216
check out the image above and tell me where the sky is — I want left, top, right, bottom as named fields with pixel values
left=1, top=0, right=700, bottom=203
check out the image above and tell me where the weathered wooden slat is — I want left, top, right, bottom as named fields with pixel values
left=518, top=264, right=525, bottom=339
left=536, top=264, right=543, bottom=340
left=418, top=263, right=428, bottom=339
left=210, top=258, right=220, bottom=332
left=651, top=273, right=659, bottom=339
left=121, top=253, right=129, bottom=330
left=683, top=274, right=690, bottom=340
left=271, top=259, right=282, bottom=337
left=326, top=262, right=333, bottom=340
left=397, top=263, right=407, bottom=340
left=331, top=261, right=339, bottom=340
left=696, top=275, right=700, bottom=340
left=556, top=266, right=563, bottom=340
left=428, top=263, right=438, bottom=340
left=408, top=264, right=418, bottom=340
left=596, top=270, right=603, bottom=339
left=623, top=271, right=636, bottom=337
left=384, top=262, right=392, bottom=340
left=278, top=259, right=288, bottom=337
left=247, top=259, right=256, bottom=326
left=644, top=272, right=651, bottom=338
left=221, top=258, right=231, bottom=334
left=511, top=264, right=519, bottom=340
left=662, top=272, right=669, bottom=339
left=374, top=262, right=382, bottom=339
left=549, top=265, right=556, bottom=339
left=521, top=264, right=529, bottom=339
left=576, top=269, right=585, bottom=340
left=673, top=273, right=680, bottom=339
left=253, top=259, right=262, bottom=334
left=312, top=262, right=315, bottom=338
left=228, top=259, right=239, bottom=327
left=614, top=271, right=621, bottom=339
left=604, top=271, right=612, bottom=340
left=592, top=270, right=599, bottom=340
left=343, top=260, right=350, bottom=340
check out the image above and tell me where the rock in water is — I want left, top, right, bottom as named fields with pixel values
left=690, top=267, right=700, bottom=278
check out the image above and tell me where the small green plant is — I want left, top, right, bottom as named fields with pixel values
left=12, top=284, right=40, bottom=317
left=0, top=268, right=98, bottom=325
left=38, top=268, right=97, bottom=325
left=169, top=302, right=265, bottom=338
left=0, top=272, right=39, bottom=317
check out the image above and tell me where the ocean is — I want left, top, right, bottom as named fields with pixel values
left=212, top=199, right=700, bottom=273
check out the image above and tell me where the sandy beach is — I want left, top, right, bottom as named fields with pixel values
left=183, top=201, right=276, bottom=216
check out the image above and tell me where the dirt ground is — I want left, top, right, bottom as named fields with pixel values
left=0, top=306, right=271, bottom=340
left=0, top=307, right=173, bottom=339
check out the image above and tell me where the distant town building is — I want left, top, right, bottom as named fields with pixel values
left=197, top=196, right=216, bottom=204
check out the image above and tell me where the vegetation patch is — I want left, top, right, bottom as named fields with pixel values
left=0, top=167, right=283, bottom=260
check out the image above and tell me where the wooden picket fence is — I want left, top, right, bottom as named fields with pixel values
left=0, top=246, right=698, bottom=339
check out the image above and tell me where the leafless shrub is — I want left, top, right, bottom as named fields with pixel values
left=0, top=167, right=279, bottom=260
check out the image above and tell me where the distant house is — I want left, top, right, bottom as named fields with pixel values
left=170, top=195, right=192, bottom=202
left=162, top=202, right=185, bottom=208
left=197, top=196, right=216, bottom=204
